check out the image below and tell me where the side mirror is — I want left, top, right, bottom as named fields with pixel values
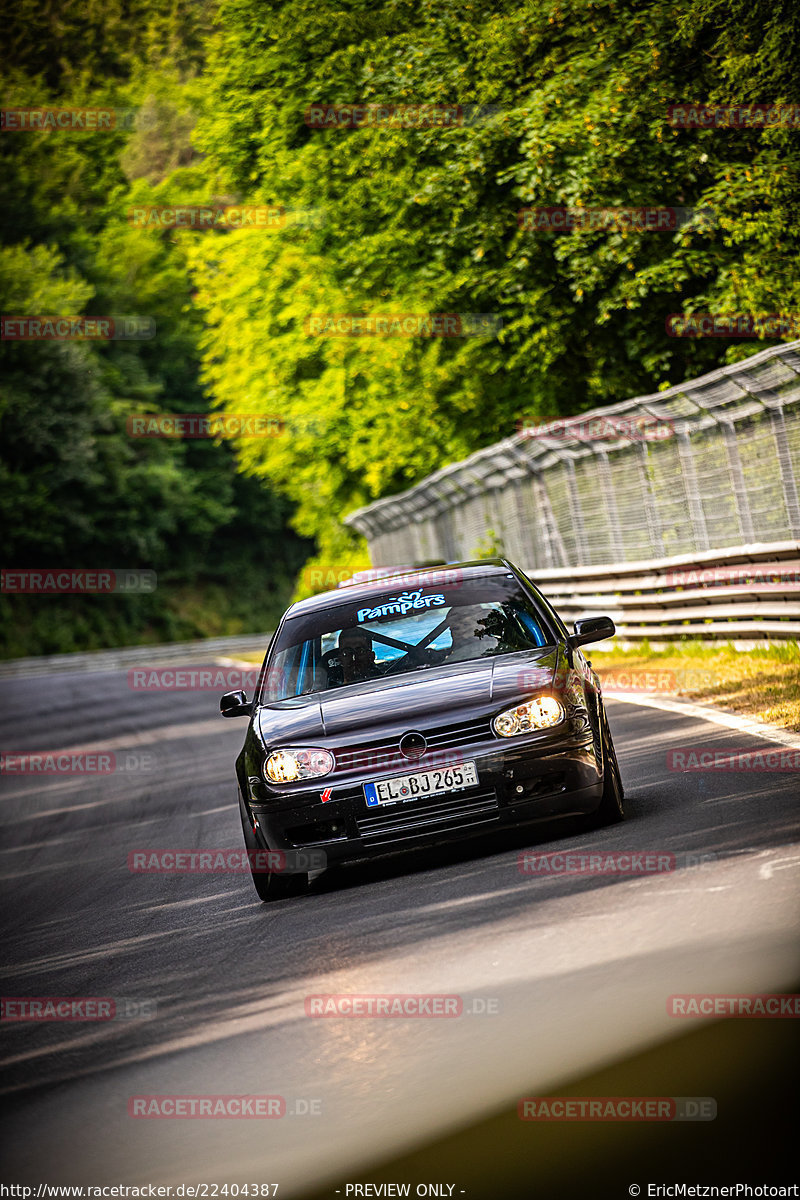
left=567, top=616, right=616, bottom=650
left=220, top=689, right=252, bottom=718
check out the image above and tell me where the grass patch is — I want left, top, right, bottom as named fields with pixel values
left=590, top=640, right=800, bottom=732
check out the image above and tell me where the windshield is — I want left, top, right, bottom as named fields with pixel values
left=261, top=575, right=553, bottom=701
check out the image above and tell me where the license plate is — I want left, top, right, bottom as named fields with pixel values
left=363, top=761, right=479, bottom=807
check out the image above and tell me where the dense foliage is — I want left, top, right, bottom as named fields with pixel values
left=193, top=0, right=799, bottom=570
left=2, top=0, right=797, bottom=651
left=0, top=0, right=309, bottom=655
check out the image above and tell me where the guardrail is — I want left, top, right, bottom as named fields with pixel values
left=527, top=540, right=800, bottom=643
left=0, top=632, right=273, bottom=678
left=3, top=540, right=797, bottom=675
left=2, top=540, right=796, bottom=673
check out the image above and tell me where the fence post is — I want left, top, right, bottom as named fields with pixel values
left=771, top=407, right=800, bottom=538
left=531, top=472, right=568, bottom=568
left=597, top=449, right=626, bottom=563
left=720, top=419, right=756, bottom=545
left=561, top=453, right=589, bottom=564
left=343, top=342, right=800, bottom=569
left=676, top=429, right=710, bottom=552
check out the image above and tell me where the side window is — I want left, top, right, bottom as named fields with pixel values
left=263, top=643, right=301, bottom=701
left=509, top=607, right=547, bottom=647
left=517, top=573, right=565, bottom=643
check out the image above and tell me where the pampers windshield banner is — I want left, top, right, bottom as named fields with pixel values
left=357, top=589, right=446, bottom=622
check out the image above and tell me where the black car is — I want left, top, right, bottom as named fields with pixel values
left=220, top=558, right=624, bottom=900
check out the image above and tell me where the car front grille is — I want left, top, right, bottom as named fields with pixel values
left=424, top=716, right=493, bottom=747
left=333, top=716, right=493, bottom=776
left=355, top=788, right=499, bottom=844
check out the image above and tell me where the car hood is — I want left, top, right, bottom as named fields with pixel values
left=255, top=648, right=558, bottom=746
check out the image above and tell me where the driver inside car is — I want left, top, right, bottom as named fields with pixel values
left=337, top=626, right=381, bottom=684
left=442, top=605, right=500, bottom=662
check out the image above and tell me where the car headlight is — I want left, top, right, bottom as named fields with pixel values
left=493, top=695, right=565, bottom=737
left=264, top=748, right=334, bottom=783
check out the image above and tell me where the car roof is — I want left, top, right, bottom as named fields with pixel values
left=285, top=558, right=517, bottom=618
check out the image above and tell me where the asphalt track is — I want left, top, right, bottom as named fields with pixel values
left=1, top=662, right=799, bottom=1195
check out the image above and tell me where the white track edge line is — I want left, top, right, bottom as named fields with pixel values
left=602, top=691, right=800, bottom=750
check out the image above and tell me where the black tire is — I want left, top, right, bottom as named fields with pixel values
left=249, top=858, right=307, bottom=902
left=586, top=706, right=625, bottom=827
left=238, top=795, right=307, bottom=902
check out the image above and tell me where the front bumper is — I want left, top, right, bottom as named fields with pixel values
left=242, top=730, right=603, bottom=869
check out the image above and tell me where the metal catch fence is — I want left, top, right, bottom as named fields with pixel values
left=344, top=342, right=800, bottom=641
left=345, top=341, right=800, bottom=572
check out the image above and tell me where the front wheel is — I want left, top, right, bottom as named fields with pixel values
left=586, top=707, right=625, bottom=827
left=238, top=796, right=307, bottom=902
left=249, top=859, right=307, bottom=902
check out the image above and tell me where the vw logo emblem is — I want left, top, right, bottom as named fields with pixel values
left=399, top=731, right=427, bottom=760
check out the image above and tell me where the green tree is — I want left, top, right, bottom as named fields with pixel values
left=1, top=8, right=309, bottom=655
left=191, top=0, right=799, bottom=570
